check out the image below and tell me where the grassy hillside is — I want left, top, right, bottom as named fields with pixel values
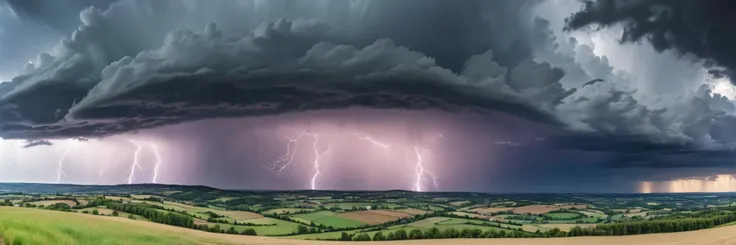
left=2, top=207, right=736, bottom=245
left=0, top=207, right=287, bottom=245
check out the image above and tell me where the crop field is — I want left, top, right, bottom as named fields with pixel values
left=394, top=208, right=429, bottom=215
left=335, top=210, right=410, bottom=224
left=449, top=211, right=487, bottom=219
left=29, top=200, right=77, bottom=207
left=104, top=196, right=132, bottom=202
left=262, top=208, right=313, bottom=215
left=449, top=201, right=471, bottom=206
left=544, top=212, right=583, bottom=219
left=291, top=211, right=367, bottom=228
left=147, top=201, right=263, bottom=221
left=3, top=183, right=736, bottom=243
left=512, top=205, right=559, bottom=214
left=5, top=207, right=736, bottom=245
left=470, top=207, right=514, bottom=214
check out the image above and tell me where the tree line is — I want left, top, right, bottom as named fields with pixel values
left=106, top=202, right=194, bottom=228
left=193, top=223, right=258, bottom=236
left=333, top=227, right=536, bottom=241
left=568, top=214, right=736, bottom=236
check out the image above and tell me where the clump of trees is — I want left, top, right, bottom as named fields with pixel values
left=336, top=227, right=536, bottom=241
left=45, top=203, right=72, bottom=212
left=107, top=203, right=194, bottom=228
left=192, top=224, right=258, bottom=236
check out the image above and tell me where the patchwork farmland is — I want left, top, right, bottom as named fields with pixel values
left=2, top=183, right=736, bottom=243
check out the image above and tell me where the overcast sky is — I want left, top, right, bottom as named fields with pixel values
left=1, top=0, right=735, bottom=193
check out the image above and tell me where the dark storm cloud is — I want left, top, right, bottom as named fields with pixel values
left=0, top=0, right=579, bottom=140
left=21, top=139, right=51, bottom=148
left=3, top=0, right=736, bottom=176
left=564, top=0, right=736, bottom=79
left=602, top=151, right=736, bottom=169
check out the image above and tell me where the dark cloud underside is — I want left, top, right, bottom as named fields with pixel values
left=564, top=0, right=736, bottom=79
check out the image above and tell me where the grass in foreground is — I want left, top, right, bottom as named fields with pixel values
left=0, top=207, right=208, bottom=245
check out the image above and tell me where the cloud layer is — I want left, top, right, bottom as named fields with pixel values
left=0, top=0, right=568, bottom=139
left=564, top=0, right=736, bottom=79
left=2, top=0, right=736, bottom=172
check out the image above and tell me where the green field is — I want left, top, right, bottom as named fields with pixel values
left=197, top=217, right=302, bottom=236
left=143, top=201, right=261, bottom=221
left=292, top=211, right=367, bottom=228
left=2, top=183, right=735, bottom=242
left=578, top=210, right=608, bottom=219
left=0, top=207, right=206, bottom=245
left=289, top=217, right=520, bottom=240
left=543, top=212, right=582, bottom=220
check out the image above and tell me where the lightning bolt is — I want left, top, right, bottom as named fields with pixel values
left=413, top=147, right=439, bottom=192
left=353, top=133, right=439, bottom=192
left=352, top=133, right=392, bottom=148
left=127, top=139, right=144, bottom=184
left=150, top=143, right=162, bottom=184
left=56, top=140, right=75, bottom=184
left=310, top=134, right=330, bottom=190
left=269, top=133, right=310, bottom=176
left=269, top=132, right=331, bottom=189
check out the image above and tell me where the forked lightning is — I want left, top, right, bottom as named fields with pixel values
left=150, top=143, right=162, bottom=183
left=56, top=140, right=76, bottom=184
left=270, top=132, right=331, bottom=190
left=127, top=139, right=144, bottom=184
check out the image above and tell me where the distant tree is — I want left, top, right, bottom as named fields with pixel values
left=372, top=232, right=386, bottom=241
left=353, top=233, right=371, bottom=241
left=128, top=214, right=135, bottom=220
left=393, top=229, right=408, bottom=240
left=112, top=210, right=119, bottom=216
left=297, top=225, right=310, bottom=234
left=425, top=227, right=441, bottom=238
left=484, top=230, right=498, bottom=238
left=309, top=227, right=317, bottom=233
left=241, top=228, right=257, bottom=236
left=340, top=232, right=352, bottom=241
left=408, top=229, right=424, bottom=239
left=226, top=227, right=237, bottom=234
left=92, top=209, right=99, bottom=215
left=443, top=228, right=459, bottom=238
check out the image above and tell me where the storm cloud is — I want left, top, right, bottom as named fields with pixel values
left=564, top=0, right=736, bottom=79
left=0, top=0, right=572, bottom=140
left=2, top=0, right=736, bottom=174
